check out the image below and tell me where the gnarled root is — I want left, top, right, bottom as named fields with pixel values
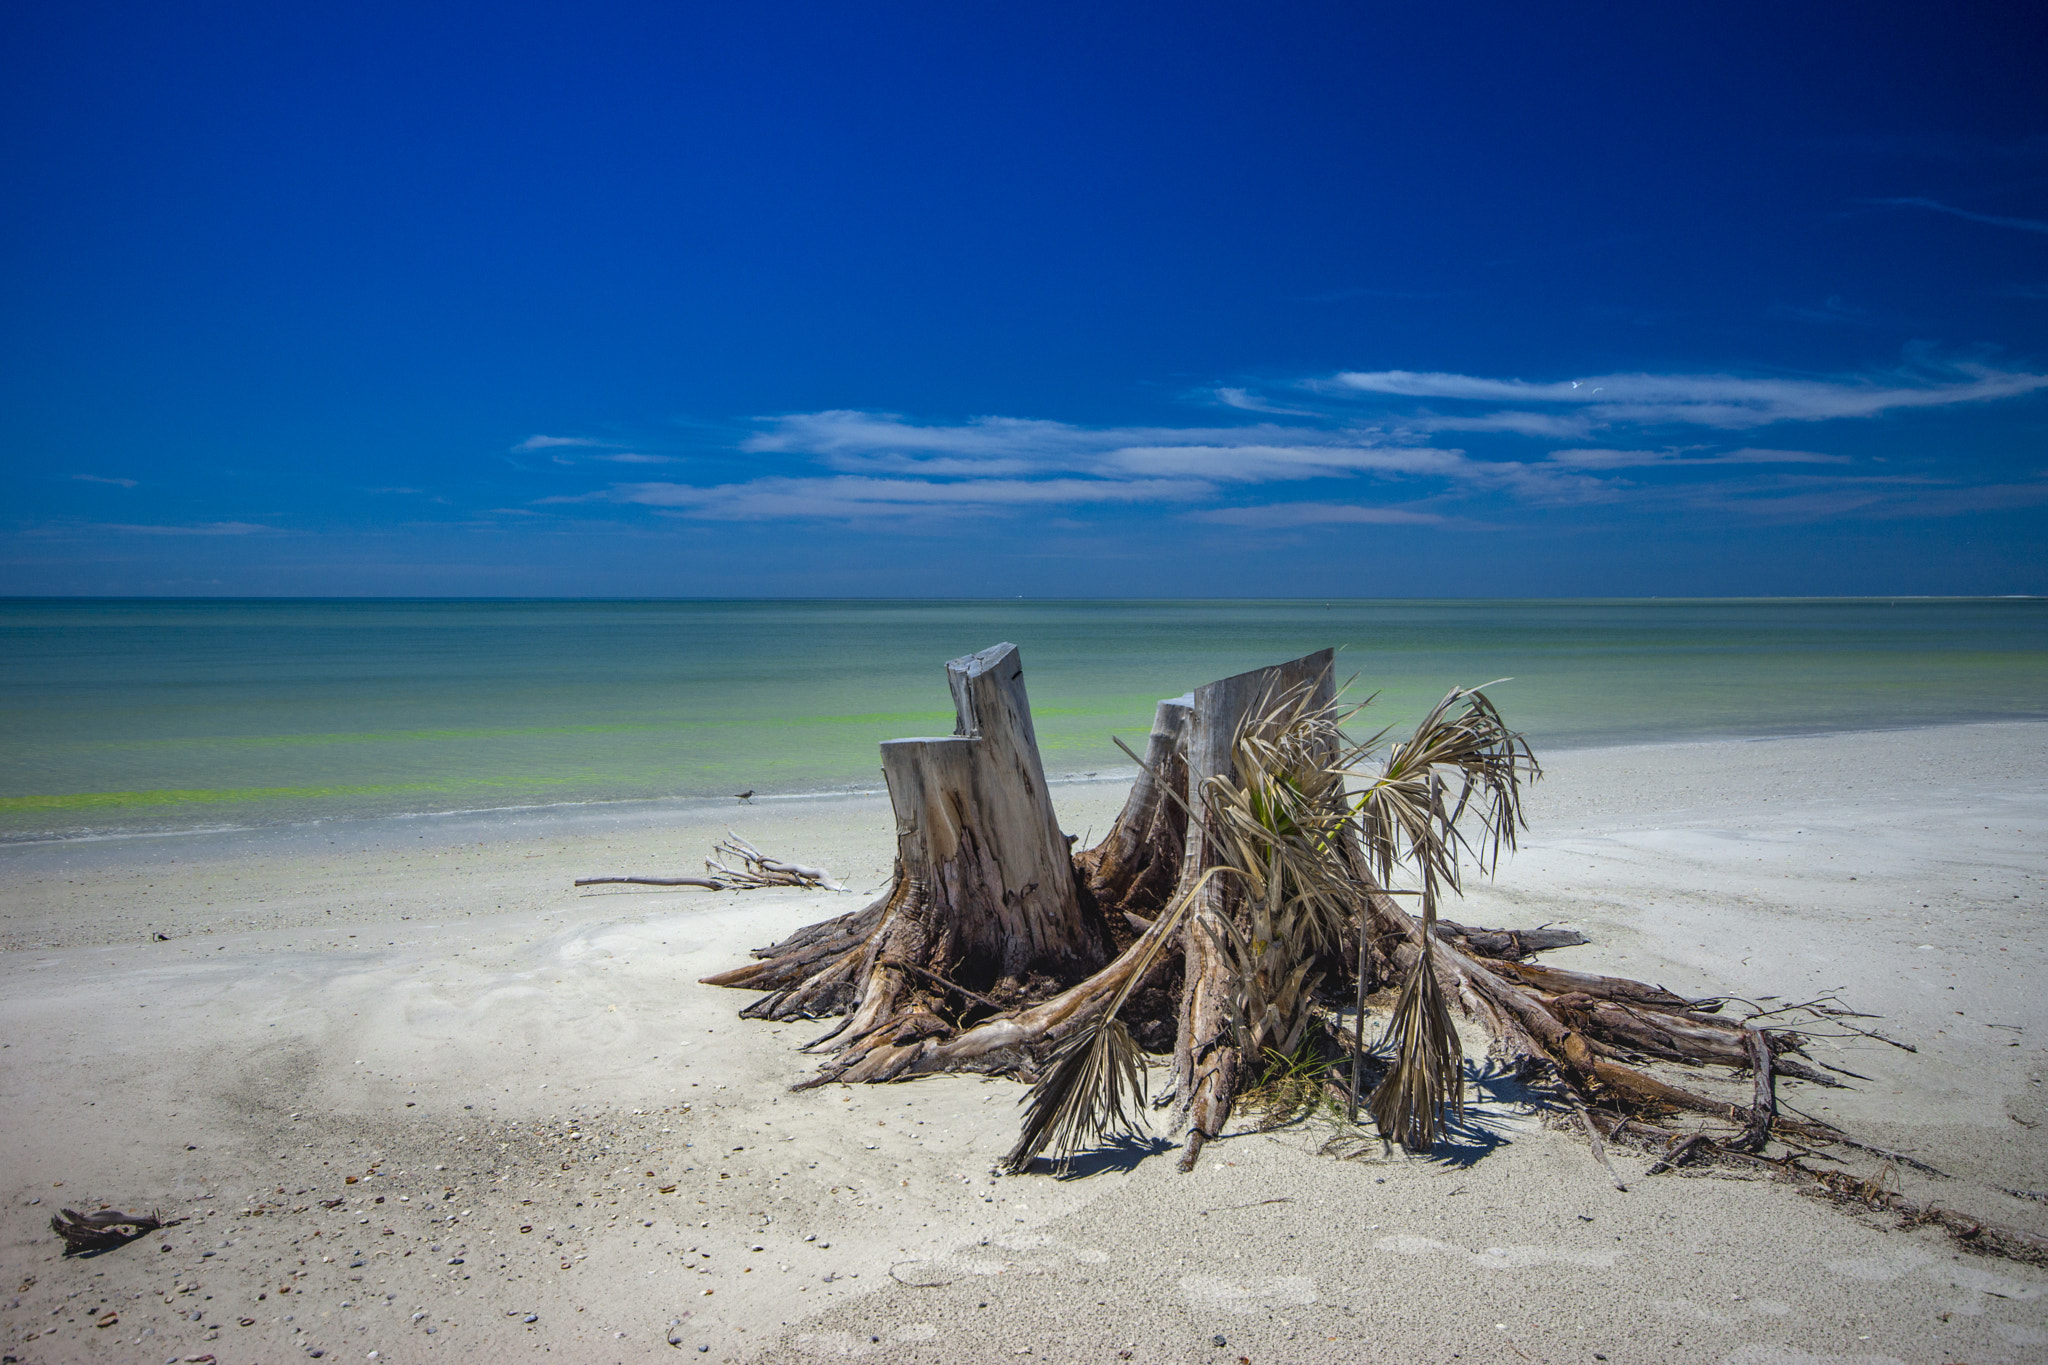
left=796, top=895, right=1186, bottom=1088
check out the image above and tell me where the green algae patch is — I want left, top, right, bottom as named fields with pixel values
left=0, top=781, right=452, bottom=812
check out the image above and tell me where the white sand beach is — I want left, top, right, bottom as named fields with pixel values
left=2, top=723, right=2044, bottom=1364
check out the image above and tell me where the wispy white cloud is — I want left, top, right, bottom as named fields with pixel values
left=546, top=357, right=2045, bottom=530
left=1212, top=387, right=1326, bottom=417
left=590, top=475, right=1213, bottom=521
left=97, top=521, right=275, bottom=536
left=72, top=473, right=138, bottom=488
left=1666, top=473, right=2048, bottom=523
left=1323, top=364, right=2048, bottom=429
left=596, top=453, right=673, bottom=464
left=513, top=434, right=616, bottom=452
left=1400, top=410, right=1597, bottom=439
left=745, top=411, right=1076, bottom=469
left=746, top=410, right=1443, bottom=481
left=1100, top=443, right=1464, bottom=482
left=1546, top=446, right=1850, bottom=469
left=1865, top=197, right=2048, bottom=236
left=1189, top=502, right=1445, bottom=527
left=737, top=411, right=1617, bottom=503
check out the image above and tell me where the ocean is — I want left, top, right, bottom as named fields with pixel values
left=3, top=597, right=2044, bottom=844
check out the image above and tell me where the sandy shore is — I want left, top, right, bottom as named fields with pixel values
left=1, top=723, right=2044, bottom=1364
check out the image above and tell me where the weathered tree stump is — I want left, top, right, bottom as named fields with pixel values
left=1076, top=693, right=1192, bottom=922
left=703, top=639, right=1958, bottom=1246
left=702, top=643, right=1117, bottom=1082
left=1168, top=648, right=1338, bottom=1166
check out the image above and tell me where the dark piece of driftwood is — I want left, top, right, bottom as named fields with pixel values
left=1729, top=1026, right=1776, bottom=1153
left=575, top=875, right=724, bottom=890
left=1488, top=958, right=1702, bottom=1012
left=578, top=832, right=841, bottom=892
left=51, top=1207, right=182, bottom=1254
left=1590, top=1111, right=2047, bottom=1267
left=1620, top=1117, right=2048, bottom=1267
left=1645, top=1132, right=1713, bottom=1176
left=1433, top=920, right=1590, bottom=960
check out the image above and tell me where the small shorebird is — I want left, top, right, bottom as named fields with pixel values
left=733, top=790, right=754, bottom=804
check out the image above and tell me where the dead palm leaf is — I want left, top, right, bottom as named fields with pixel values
left=1000, top=866, right=1232, bottom=1173
left=1366, top=926, right=1465, bottom=1151
left=1004, top=1013, right=1147, bottom=1175
left=1202, top=677, right=1366, bottom=958
left=1034, top=674, right=1537, bottom=1165
left=1205, top=863, right=1324, bottom=1065
left=1355, top=686, right=1537, bottom=1151
left=1194, top=678, right=1364, bottom=1066
left=1352, top=683, right=1537, bottom=901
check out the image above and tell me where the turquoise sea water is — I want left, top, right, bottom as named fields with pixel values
left=2, top=598, right=2044, bottom=843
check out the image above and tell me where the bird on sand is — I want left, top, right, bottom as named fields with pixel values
left=733, top=790, right=754, bottom=804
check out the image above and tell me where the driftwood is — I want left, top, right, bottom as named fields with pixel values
left=51, top=1207, right=181, bottom=1254
left=1645, top=1132, right=1715, bottom=1176
left=1434, top=920, right=1589, bottom=960
left=578, top=833, right=841, bottom=892
left=695, top=642, right=2024, bottom=1260
left=1586, top=1112, right=2048, bottom=1267
left=1810, top=1173, right=2048, bottom=1268
left=577, top=874, right=725, bottom=890
left=705, top=644, right=1836, bottom=1129
left=1574, top=1103, right=1629, bottom=1191
left=1077, top=695, right=1192, bottom=925
left=1730, top=1026, right=1776, bottom=1154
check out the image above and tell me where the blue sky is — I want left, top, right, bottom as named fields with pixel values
left=4, top=1, right=2045, bottom=596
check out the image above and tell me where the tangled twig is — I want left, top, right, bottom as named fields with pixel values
left=577, top=831, right=842, bottom=892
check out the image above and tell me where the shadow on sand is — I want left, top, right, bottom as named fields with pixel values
left=1016, top=1135, right=1179, bottom=1180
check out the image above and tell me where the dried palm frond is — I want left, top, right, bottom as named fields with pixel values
left=1366, top=930, right=1465, bottom=1152
left=1201, top=678, right=1365, bottom=957
left=1030, top=674, right=1535, bottom=1165
left=1003, top=1014, right=1147, bottom=1175
left=1193, top=679, right=1360, bottom=1069
left=1001, top=866, right=1232, bottom=1173
left=1351, top=686, right=1533, bottom=1151
left=1352, top=683, right=1537, bottom=901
